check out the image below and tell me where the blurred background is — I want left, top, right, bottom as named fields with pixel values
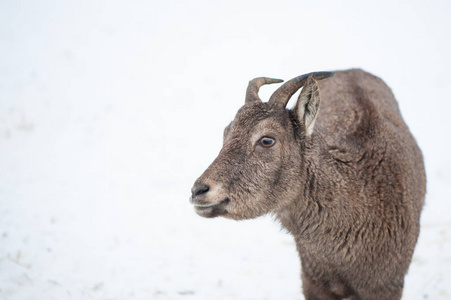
left=1, top=0, right=450, bottom=299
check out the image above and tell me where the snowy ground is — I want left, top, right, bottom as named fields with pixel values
left=1, top=0, right=450, bottom=299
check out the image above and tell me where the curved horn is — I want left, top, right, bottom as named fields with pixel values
left=268, top=71, right=335, bottom=109
left=245, top=77, right=284, bottom=104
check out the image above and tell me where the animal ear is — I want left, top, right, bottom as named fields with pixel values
left=294, top=75, right=320, bottom=136
left=223, top=122, right=232, bottom=140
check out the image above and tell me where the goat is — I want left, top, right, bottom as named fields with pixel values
left=190, top=69, right=425, bottom=299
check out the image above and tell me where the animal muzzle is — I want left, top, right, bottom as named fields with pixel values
left=190, top=180, right=230, bottom=218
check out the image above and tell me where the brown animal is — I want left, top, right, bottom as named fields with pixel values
left=190, top=69, right=425, bottom=299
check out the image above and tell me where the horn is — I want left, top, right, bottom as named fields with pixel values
left=268, top=71, right=335, bottom=109
left=245, top=77, right=284, bottom=104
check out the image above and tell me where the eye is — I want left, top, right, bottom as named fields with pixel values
left=259, top=136, right=276, bottom=148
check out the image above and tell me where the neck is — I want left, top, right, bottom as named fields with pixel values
left=276, top=131, right=351, bottom=241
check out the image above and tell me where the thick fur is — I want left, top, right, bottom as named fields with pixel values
left=191, top=69, right=425, bottom=299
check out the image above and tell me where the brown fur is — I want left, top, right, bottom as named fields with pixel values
left=190, top=69, right=425, bottom=299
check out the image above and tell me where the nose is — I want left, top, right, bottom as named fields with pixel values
left=191, top=184, right=210, bottom=198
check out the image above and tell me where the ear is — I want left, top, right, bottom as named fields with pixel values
left=294, top=75, right=320, bottom=136
left=223, top=122, right=232, bottom=140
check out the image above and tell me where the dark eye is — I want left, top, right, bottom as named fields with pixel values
left=259, top=137, right=276, bottom=148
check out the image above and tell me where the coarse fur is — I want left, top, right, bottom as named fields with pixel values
left=190, top=69, right=426, bottom=299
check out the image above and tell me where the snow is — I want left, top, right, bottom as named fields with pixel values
left=1, top=0, right=450, bottom=299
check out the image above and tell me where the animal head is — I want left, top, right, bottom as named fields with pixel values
left=190, top=72, right=334, bottom=220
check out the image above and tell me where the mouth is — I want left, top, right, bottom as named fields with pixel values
left=192, top=198, right=230, bottom=218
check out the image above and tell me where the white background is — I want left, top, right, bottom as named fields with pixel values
left=1, top=0, right=450, bottom=299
